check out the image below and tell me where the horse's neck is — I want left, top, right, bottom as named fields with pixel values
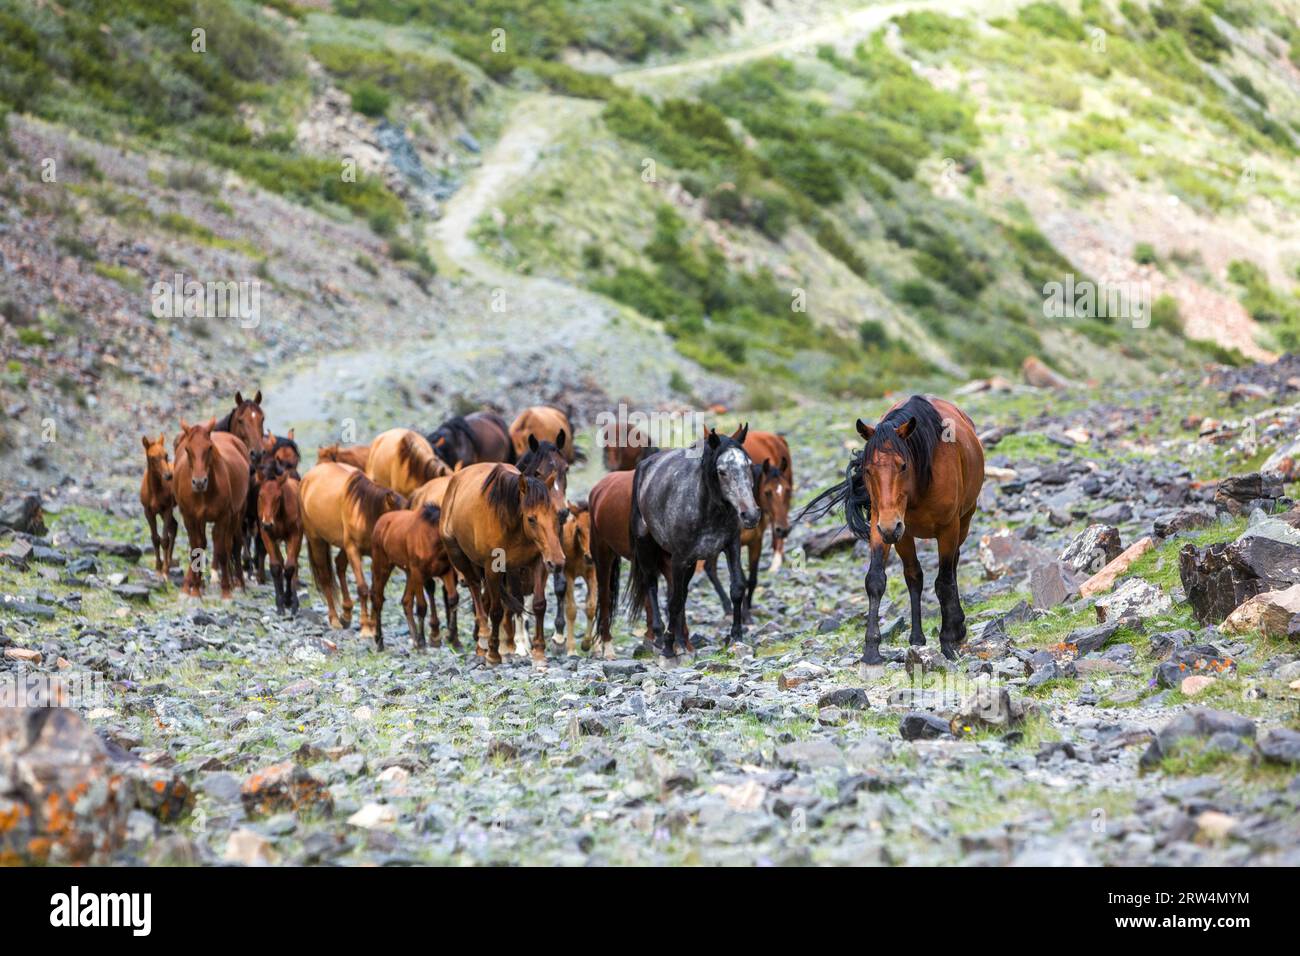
left=146, top=466, right=170, bottom=502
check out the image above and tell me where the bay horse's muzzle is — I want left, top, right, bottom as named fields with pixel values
left=878, top=520, right=904, bottom=544
left=191, top=476, right=209, bottom=493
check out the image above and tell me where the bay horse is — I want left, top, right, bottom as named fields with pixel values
left=300, top=462, right=407, bottom=643
left=371, top=504, right=460, bottom=651
left=588, top=469, right=659, bottom=656
left=256, top=461, right=302, bottom=616
left=800, top=395, right=984, bottom=665
left=554, top=501, right=599, bottom=656
left=366, top=428, right=451, bottom=498
left=510, top=406, right=578, bottom=463
left=317, top=442, right=371, bottom=469
left=518, top=432, right=574, bottom=630
left=173, top=419, right=250, bottom=598
left=263, top=430, right=301, bottom=477
left=626, top=426, right=759, bottom=658
left=213, top=390, right=264, bottom=455
left=439, top=463, right=565, bottom=664
left=703, top=457, right=792, bottom=623
left=139, top=433, right=178, bottom=578
left=427, top=411, right=514, bottom=468
left=743, top=431, right=794, bottom=572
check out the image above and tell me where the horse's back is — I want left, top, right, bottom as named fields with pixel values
left=410, top=476, right=451, bottom=510
left=438, top=462, right=499, bottom=560
left=300, top=462, right=358, bottom=544
left=510, top=406, right=572, bottom=460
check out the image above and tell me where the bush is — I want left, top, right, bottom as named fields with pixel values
left=1017, top=2, right=1085, bottom=40
left=1134, top=242, right=1159, bottom=265
left=349, top=82, right=390, bottom=117
left=1150, top=294, right=1182, bottom=332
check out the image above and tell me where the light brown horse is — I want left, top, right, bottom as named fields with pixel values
left=300, top=462, right=407, bottom=643
left=802, top=395, right=984, bottom=665
left=257, top=462, right=302, bottom=616
left=554, top=501, right=599, bottom=657
left=743, top=430, right=794, bottom=572
left=439, top=463, right=565, bottom=664
left=703, top=458, right=792, bottom=623
left=366, top=428, right=450, bottom=498
left=139, top=433, right=178, bottom=578
left=371, top=504, right=459, bottom=651
left=317, top=442, right=371, bottom=469
left=173, top=419, right=250, bottom=598
left=510, top=406, right=576, bottom=463
left=409, top=475, right=453, bottom=510
left=587, top=469, right=665, bottom=655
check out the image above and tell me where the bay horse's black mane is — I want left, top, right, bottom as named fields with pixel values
left=867, top=394, right=943, bottom=498
left=269, top=434, right=300, bottom=458
left=517, top=439, right=563, bottom=476
left=797, top=395, right=944, bottom=540
left=482, top=465, right=550, bottom=524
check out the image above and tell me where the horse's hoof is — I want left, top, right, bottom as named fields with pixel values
left=858, top=662, right=885, bottom=682
left=602, top=642, right=616, bottom=660
left=940, top=642, right=961, bottom=661
left=486, top=653, right=502, bottom=665
left=551, top=631, right=566, bottom=647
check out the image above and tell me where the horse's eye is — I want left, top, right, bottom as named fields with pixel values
left=528, top=516, right=537, bottom=524
left=899, top=462, right=907, bottom=472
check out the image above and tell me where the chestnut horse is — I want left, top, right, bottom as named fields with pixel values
left=801, top=395, right=984, bottom=665
left=257, top=461, right=302, bottom=616
left=599, top=418, right=653, bottom=471
left=366, top=428, right=450, bottom=498
left=317, top=442, right=371, bottom=469
left=427, top=411, right=514, bottom=468
left=300, top=462, right=407, bottom=643
left=174, top=419, right=250, bottom=598
left=554, top=501, right=599, bottom=657
left=409, top=475, right=453, bottom=510
left=510, top=406, right=577, bottom=463
left=588, top=468, right=663, bottom=655
left=743, top=431, right=794, bottom=572
left=139, top=433, right=177, bottom=578
left=703, top=457, right=792, bottom=622
left=371, top=504, right=459, bottom=651
left=439, top=463, right=565, bottom=664
left=517, top=433, right=573, bottom=637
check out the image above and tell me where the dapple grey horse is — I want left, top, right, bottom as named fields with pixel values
left=626, top=426, right=760, bottom=658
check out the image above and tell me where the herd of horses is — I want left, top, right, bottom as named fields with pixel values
left=139, top=391, right=984, bottom=666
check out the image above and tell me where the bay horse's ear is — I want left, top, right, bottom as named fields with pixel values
left=895, top=416, right=916, bottom=440
left=701, top=424, right=710, bottom=441
left=142, top=435, right=151, bottom=450
left=731, top=422, right=748, bottom=443
left=253, top=390, right=262, bottom=405
left=555, top=429, right=566, bottom=450
left=287, top=428, right=294, bottom=440
left=234, top=391, right=243, bottom=406
left=528, top=434, right=540, bottom=452
left=856, top=419, right=874, bottom=441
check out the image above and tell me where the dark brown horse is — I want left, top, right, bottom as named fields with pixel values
left=256, top=461, right=302, bottom=615
left=427, top=411, right=514, bottom=468
left=139, top=433, right=177, bottom=578
left=801, top=395, right=984, bottom=666
left=174, top=419, right=250, bottom=599
left=599, top=417, right=653, bottom=471
left=371, top=504, right=459, bottom=651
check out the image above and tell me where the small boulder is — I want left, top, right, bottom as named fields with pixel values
left=239, top=761, right=333, bottom=818
left=1140, top=708, right=1255, bottom=768
left=1059, top=524, right=1122, bottom=576
left=0, top=493, right=45, bottom=535
left=899, top=711, right=952, bottom=740
left=1095, top=578, right=1171, bottom=622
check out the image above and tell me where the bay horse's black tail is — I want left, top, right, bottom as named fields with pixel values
left=623, top=460, right=653, bottom=621
left=794, top=449, right=872, bottom=541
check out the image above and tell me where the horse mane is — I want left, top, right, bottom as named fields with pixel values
left=418, top=503, right=441, bottom=526
left=213, top=411, right=233, bottom=433
left=516, top=439, right=562, bottom=476
left=432, top=416, right=474, bottom=454
left=796, top=395, right=943, bottom=541
left=270, top=434, right=300, bottom=458
left=398, top=430, right=444, bottom=480
left=345, top=471, right=402, bottom=525
left=481, top=465, right=550, bottom=525
left=867, top=394, right=943, bottom=497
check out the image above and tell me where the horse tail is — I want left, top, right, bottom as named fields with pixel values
left=623, top=462, right=651, bottom=621
left=794, top=451, right=872, bottom=541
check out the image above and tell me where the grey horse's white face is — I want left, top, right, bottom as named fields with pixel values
left=716, top=446, right=760, bottom=529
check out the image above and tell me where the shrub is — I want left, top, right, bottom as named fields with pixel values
left=349, top=82, right=390, bottom=118
left=1017, top=2, right=1086, bottom=40
left=1134, top=242, right=1159, bottom=265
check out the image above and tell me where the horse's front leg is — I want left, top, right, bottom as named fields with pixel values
left=163, top=510, right=178, bottom=578
left=862, top=536, right=893, bottom=666
left=146, top=509, right=163, bottom=575
left=529, top=562, right=547, bottom=662
left=724, top=535, right=745, bottom=646
left=666, top=559, right=694, bottom=658
left=551, top=566, right=567, bottom=644
left=935, top=525, right=967, bottom=660
left=894, top=533, right=925, bottom=647
left=743, top=532, right=762, bottom=624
